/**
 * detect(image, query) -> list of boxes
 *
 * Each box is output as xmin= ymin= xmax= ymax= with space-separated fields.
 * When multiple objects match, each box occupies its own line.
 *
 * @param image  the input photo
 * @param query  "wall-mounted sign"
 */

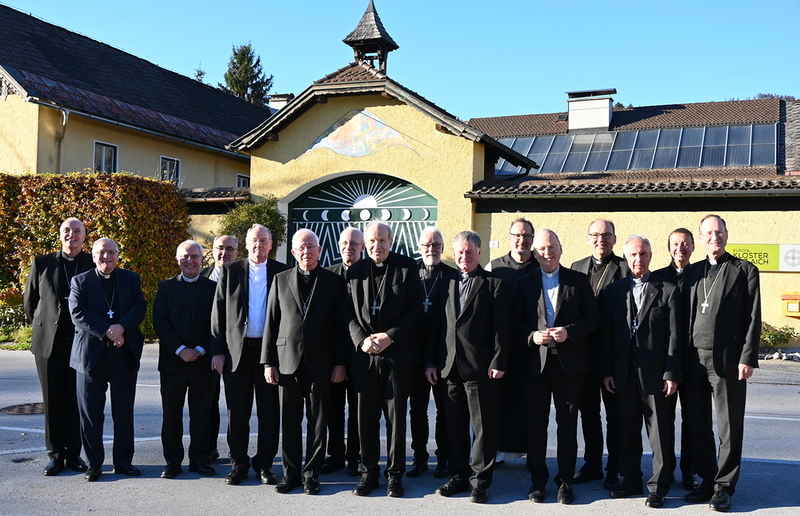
xmin=727 ymin=245 xmax=800 ymax=272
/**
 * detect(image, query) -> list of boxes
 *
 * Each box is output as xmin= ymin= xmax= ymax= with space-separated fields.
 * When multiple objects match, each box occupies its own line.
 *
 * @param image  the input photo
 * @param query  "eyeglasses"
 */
xmin=214 ymin=246 xmax=236 ymax=252
xmin=419 ymin=242 xmax=443 ymax=249
xmin=293 ymin=245 xmax=319 ymax=253
xmin=340 ymin=241 xmax=364 ymax=248
xmin=589 ymin=232 xmax=614 ymax=240
xmin=509 ymin=233 xmax=533 ymax=239
xmin=179 ymin=254 xmax=201 ymax=261
xmin=534 ymin=245 xmax=560 ymax=254
xmin=249 ymin=238 xmax=272 ymax=245
xmin=700 ymin=231 xmax=726 ymax=239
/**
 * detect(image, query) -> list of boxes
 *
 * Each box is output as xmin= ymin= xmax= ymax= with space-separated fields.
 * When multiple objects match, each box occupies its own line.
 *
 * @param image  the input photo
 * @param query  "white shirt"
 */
xmin=246 ymin=260 xmax=268 ymax=338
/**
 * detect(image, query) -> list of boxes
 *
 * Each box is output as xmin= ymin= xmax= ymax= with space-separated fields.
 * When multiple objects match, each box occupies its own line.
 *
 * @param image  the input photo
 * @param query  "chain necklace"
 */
xmin=421 ymin=267 xmax=441 ymax=314
xmin=700 ymin=261 xmax=727 ymax=314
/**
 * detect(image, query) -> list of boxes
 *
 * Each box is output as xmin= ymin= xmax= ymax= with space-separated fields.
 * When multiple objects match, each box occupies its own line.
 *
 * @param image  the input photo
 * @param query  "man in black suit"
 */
xmin=408 ymin=226 xmax=455 ymax=479
xmin=425 ymin=230 xmax=509 ymax=504
xmin=602 ymin=235 xmax=685 ymax=508
xmin=154 ymin=240 xmax=218 ymax=479
xmin=487 ymin=218 xmax=536 ymax=461
xmin=263 ymin=229 xmax=346 ymax=495
xmin=682 ymin=215 xmax=760 ymax=512
xmin=513 ymin=229 xmax=600 ymax=504
xmin=570 ymin=219 xmax=629 ymax=489
xmin=211 ymin=224 xmax=289 ymax=486
xmin=200 ymin=235 xmax=238 ymax=463
xmin=24 ymin=217 xmax=93 ymax=476
xmin=344 ymin=222 xmax=423 ymax=498
xmin=654 ymin=228 xmax=700 ymax=491
xmin=69 ymin=237 xmax=146 ymax=482
xmin=322 ymin=227 xmax=363 ymax=477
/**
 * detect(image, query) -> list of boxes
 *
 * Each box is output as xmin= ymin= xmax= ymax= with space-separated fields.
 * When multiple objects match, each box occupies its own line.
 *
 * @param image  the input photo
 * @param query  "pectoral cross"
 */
xmin=631 ymin=317 xmax=638 ymax=337
xmin=422 ymin=297 xmax=432 ymax=313
xmin=370 ymin=300 xmax=381 ymax=315
xmin=107 ymin=309 xmax=115 ymax=319
xmin=700 ymin=300 xmax=709 ymax=314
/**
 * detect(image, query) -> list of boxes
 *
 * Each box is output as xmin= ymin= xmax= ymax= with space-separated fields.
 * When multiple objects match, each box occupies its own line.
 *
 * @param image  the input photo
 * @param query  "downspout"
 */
xmin=56 ymin=108 xmax=70 ymax=174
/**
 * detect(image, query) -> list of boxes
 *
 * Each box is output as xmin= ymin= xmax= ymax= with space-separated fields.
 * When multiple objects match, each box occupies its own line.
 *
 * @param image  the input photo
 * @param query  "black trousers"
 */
xmin=409 ymin=365 xmax=448 ymax=463
xmin=684 ymin=348 xmax=747 ymax=495
xmin=160 ymin=368 xmax=215 ymax=465
xmin=353 ymin=356 xmax=412 ymax=480
xmin=208 ymin=373 xmax=222 ymax=455
xmin=325 ymin=373 xmax=359 ymax=464
xmin=669 ymin=381 xmax=696 ymax=477
xmin=279 ymin=362 xmax=330 ymax=480
xmin=76 ymin=345 xmax=138 ymax=468
xmin=616 ymin=370 xmax=674 ymax=495
xmin=526 ymin=352 xmax=585 ymax=488
xmin=223 ymin=343 xmax=279 ymax=472
xmin=442 ymin=371 xmax=499 ymax=489
xmin=35 ymin=327 xmax=82 ymax=462
xmin=577 ymin=371 xmax=620 ymax=474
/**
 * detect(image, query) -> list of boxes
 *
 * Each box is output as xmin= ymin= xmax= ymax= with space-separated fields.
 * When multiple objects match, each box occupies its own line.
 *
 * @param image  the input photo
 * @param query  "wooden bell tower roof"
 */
xmin=342 ymin=0 xmax=398 ymax=73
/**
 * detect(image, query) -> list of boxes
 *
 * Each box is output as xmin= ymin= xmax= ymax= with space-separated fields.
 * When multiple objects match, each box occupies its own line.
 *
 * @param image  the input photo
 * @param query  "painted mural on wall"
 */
xmin=290 ymin=174 xmax=437 ymax=267
xmin=306 ymin=109 xmax=416 ymax=158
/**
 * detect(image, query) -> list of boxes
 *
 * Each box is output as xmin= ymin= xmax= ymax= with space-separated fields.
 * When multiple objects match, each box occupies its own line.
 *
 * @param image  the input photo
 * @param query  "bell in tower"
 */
xmin=343 ymin=0 xmax=399 ymax=73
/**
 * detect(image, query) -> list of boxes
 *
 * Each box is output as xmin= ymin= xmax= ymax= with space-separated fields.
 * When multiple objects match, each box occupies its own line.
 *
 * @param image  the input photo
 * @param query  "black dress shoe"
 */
xmin=433 ymin=460 xmax=449 ymax=479
xmin=113 ymin=464 xmax=141 ymax=477
xmin=685 ymin=486 xmax=714 ymax=503
xmin=470 ymin=486 xmax=489 ymax=503
xmin=435 ymin=477 xmax=471 ymax=497
xmin=66 ymin=457 xmax=88 ymax=472
xmin=84 ymin=467 xmax=102 ymax=482
xmin=682 ymin=474 xmax=701 ymax=491
xmin=352 ymin=476 xmax=379 ymax=496
xmin=259 ymin=469 xmax=278 ymax=485
xmin=572 ymin=466 xmax=603 ymax=484
xmin=320 ymin=456 xmax=345 ymax=475
xmin=275 ymin=476 xmax=303 ymax=494
xmin=604 ymin=471 xmax=621 ymax=490
xmin=387 ymin=478 xmax=404 ymax=498
xmin=304 ymin=477 xmax=321 ymax=495
xmin=406 ymin=459 xmax=427 ymax=477
xmin=225 ymin=467 xmax=249 ymax=485
xmin=709 ymin=491 xmax=732 ymax=512
xmin=161 ymin=464 xmax=182 ymax=479
xmin=528 ymin=486 xmax=545 ymax=503
xmin=189 ymin=460 xmax=216 ymax=476
xmin=346 ymin=462 xmax=360 ymax=477
xmin=44 ymin=459 xmax=64 ymax=476
xmin=645 ymin=492 xmax=666 ymax=508
xmin=208 ymin=449 xmax=220 ymax=463
xmin=557 ymin=482 xmax=575 ymax=505
xmin=610 ymin=482 xmax=644 ymax=498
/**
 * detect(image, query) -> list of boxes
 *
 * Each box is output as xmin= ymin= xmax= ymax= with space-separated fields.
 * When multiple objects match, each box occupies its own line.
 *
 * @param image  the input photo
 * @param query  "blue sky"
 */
xmin=5 ymin=0 xmax=799 ymax=120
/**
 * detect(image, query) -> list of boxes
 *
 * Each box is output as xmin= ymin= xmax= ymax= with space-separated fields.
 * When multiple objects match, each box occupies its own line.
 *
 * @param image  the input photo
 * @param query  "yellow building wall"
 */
xmin=0 ymin=94 xmax=40 ymax=173
xmin=477 ymin=209 xmax=800 ymax=331
xmin=250 ymin=95 xmax=479 ymax=261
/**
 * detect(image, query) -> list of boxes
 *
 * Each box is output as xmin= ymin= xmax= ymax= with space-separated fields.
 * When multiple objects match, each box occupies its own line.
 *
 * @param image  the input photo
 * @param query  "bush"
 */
xmin=760 ymin=322 xmax=799 ymax=352
xmin=217 ymin=196 xmax=287 ymax=258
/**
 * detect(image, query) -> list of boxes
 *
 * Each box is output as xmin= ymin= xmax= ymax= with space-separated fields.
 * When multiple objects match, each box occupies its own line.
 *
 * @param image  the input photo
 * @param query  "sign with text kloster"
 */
xmin=727 ymin=245 xmax=800 ymax=272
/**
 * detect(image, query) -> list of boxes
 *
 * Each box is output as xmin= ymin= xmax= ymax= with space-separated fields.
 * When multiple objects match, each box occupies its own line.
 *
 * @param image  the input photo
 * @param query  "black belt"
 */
xmin=244 ymin=337 xmax=262 ymax=347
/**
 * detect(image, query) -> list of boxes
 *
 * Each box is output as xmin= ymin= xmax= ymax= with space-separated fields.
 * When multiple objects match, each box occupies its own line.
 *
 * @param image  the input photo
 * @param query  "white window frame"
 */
xmin=93 ymin=141 xmax=118 ymax=173
xmin=236 ymin=174 xmax=250 ymax=187
xmin=160 ymin=156 xmax=181 ymax=185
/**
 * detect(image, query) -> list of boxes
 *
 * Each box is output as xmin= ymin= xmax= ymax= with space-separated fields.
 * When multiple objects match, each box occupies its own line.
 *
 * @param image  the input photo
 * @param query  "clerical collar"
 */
xmin=593 ymin=254 xmax=613 ymax=266
xmin=460 ymin=268 xmax=479 ymax=280
xmin=631 ymin=272 xmax=650 ymax=284
xmin=250 ymin=259 xmax=267 ymax=269
xmin=61 ymin=251 xmax=76 ymax=261
xmin=541 ymin=266 xmax=560 ymax=278
xmin=708 ymin=252 xmax=728 ymax=266
xmin=182 ymin=274 xmax=199 ymax=283
xmin=374 ymin=261 xmax=385 ymax=268
xmin=342 ymin=264 xmax=349 ymax=271
xmin=96 ymin=269 xmax=112 ymax=280
xmin=297 ymin=266 xmax=318 ymax=277
xmin=426 ymin=265 xmax=435 ymax=272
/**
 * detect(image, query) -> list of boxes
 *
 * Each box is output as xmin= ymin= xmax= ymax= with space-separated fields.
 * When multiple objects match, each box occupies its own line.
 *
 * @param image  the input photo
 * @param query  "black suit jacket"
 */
xmin=24 ymin=251 xmax=93 ymax=358
xmin=200 ymin=266 xmax=219 ymax=281
xmin=68 ymin=268 xmax=147 ymax=374
xmin=262 ymin=266 xmax=347 ymax=377
xmin=153 ymin=274 xmax=217 ymax=374
xmin=426 ymin=267 xmax=510 ymax=381
xmin=344 ymin=252 xmax=423 ymax=376
xmin=601 ymin=274 xmax=685 ymax=394
xmin=570 ymin=253 xmax=630 ymax=300
xmin=683 ymin=254 xmax=761 ymax=379
xmin=211 ymin=258 xmax=289 ymax=372
xmin=512 ymin=266 xmax=600 ymax=376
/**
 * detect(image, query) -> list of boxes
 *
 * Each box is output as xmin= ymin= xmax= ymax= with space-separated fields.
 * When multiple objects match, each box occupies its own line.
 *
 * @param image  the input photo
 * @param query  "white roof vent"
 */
xmin=566 ymin=88 xmax=616 ymax=131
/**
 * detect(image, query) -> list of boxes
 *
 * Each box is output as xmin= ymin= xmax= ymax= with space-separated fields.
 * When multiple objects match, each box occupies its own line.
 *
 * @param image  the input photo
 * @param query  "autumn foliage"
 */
xmin=0 ymin=172 xmax=190 ymax=337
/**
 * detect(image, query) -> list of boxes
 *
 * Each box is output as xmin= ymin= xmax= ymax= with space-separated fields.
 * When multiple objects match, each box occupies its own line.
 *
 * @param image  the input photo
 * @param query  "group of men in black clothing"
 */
xmin=25 ymin=214 xmax=759 ymax=512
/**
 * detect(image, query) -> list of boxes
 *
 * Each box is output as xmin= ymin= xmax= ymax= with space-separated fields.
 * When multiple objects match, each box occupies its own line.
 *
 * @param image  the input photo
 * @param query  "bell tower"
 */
xmin=343 ymin=0 xmax=399 ymax=73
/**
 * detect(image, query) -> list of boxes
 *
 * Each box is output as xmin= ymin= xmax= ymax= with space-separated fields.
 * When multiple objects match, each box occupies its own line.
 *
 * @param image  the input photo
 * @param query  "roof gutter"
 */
xmin=465 ymin=188 xmax=800 ymax=200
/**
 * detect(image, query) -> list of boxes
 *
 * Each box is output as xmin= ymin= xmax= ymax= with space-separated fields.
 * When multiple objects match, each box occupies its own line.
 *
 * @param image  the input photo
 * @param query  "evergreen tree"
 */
xmin=219 ymin=43 xmax=273 ymax=107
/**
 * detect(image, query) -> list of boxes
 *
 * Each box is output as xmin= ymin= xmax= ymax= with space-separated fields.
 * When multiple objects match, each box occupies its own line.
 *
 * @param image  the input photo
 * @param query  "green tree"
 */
xmin=194 ymin=63 xmax=206 ymax=83
xmin=219 ymin=43 xmax=273 ymax=107
xmin=217 ymin=196 xmax=286 ymax=257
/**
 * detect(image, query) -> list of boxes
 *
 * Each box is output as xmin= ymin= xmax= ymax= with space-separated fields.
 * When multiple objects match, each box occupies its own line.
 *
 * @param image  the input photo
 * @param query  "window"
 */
xmin=94 ymin=142 xmax=117 ymax=173
xmin=160 ymin=157 xmax=180 ymax=184
xmin=236 ymin=175 xmax=250 ymax=187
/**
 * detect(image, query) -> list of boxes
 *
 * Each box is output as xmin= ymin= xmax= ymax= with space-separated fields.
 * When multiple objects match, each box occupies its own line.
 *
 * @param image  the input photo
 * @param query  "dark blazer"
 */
xmin=601 ymin=274 xmax=685 ymax=394
xmin=683 ymin=254 xmax=761 ymax=378
xmin=262 ymin=266 xmax=347 ymax=376
xmin=200 ymin=266 xmax=217 ymax=280
xmin=653 ymin=263 xmax=688 ymax=292
xmin=211 ymin=258 xmax=289 ymax=372
xmin=153 ymin=274 xmax=217 ymax=374
xmin=426 ymin=267 xmax=510 ymax=380
xmin=344 ymin=252 xmax=423 ymax=376
xmin=571 ymin=253 xmax=630 ymax=300
xmin=24 ymin=251 xmax=93 ymax=358
xmin=512 ymin=266 xmax=600 ymax=376
xmin=327 ymin=263 xmax=347 ymax=277
xmin=68 ymin=268 xmax=147 ymax=374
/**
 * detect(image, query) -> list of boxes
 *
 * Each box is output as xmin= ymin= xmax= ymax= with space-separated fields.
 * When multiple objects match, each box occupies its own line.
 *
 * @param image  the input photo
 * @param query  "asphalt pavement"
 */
xmin=1 ymin=346 xmax=799 ymax=515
